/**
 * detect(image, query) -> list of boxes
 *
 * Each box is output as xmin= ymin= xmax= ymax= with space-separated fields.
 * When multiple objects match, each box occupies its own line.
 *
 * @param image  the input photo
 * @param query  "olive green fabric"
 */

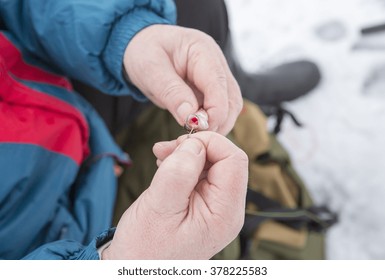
xmin=113 ymin=100 xmax=325 ymax=260
xmin=113 ymin=107 xmax=184 ymax=226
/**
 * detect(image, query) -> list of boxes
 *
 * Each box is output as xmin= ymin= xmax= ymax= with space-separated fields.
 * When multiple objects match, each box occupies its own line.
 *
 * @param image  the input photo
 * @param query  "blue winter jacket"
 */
xmin=0 ymin=0 xmax=176 ymax=260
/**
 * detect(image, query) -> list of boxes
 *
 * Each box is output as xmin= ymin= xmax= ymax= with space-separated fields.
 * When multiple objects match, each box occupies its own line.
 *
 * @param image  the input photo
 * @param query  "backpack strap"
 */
xmin=242 ymin=188 xmax=338 ymax=237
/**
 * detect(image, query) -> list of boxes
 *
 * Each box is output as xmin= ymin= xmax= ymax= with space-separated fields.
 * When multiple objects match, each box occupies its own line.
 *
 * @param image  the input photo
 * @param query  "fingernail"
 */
xmin=177 ymin=102 xmax=193 ymax=121
xmin=178 ymin=139 xmax=203 ymax=155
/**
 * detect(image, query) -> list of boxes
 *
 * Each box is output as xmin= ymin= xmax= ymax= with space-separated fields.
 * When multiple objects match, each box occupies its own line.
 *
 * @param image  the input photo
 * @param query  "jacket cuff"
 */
xmin=74 ymin=228 xmax=116 ymax=260
xmin=103 ymin=8 xmax=173 ymax=101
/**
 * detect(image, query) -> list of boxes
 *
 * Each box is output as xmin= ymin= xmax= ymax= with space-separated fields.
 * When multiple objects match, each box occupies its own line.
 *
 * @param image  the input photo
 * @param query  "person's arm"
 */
xmin=0 ymin=0 xmax=176 ymax=98
xmin=1 ymin=0 xmax=242 ymax=135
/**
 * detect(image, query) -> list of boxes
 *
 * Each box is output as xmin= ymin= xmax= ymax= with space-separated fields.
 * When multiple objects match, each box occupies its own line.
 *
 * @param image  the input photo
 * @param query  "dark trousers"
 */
xmin=174 ymin=0 xmax=229 ymax=50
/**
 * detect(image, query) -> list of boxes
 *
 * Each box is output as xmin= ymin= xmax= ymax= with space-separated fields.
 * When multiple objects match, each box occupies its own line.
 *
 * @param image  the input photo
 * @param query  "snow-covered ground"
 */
xmin=226 ymin=0 xmax=385 ymax=259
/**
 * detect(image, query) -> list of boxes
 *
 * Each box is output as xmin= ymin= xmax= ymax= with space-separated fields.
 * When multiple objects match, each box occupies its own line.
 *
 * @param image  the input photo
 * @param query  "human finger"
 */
xmin=188 ymin=132 xmax=248 ymax=202
xmin=216 ymin=62 xmax=243 ymax=135
xmin=152 ymin=140 xmax=178 ymax=161
xmin=148 ymin=138 xmax=206 ymax=213
xmin=184 ymin=34 xmax=230 ymax=133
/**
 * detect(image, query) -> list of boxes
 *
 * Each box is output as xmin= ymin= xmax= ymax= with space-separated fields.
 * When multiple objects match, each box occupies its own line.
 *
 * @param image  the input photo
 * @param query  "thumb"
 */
xmin=147 ymin=138 xmax=206 ymax=213
xmin=134 ymin=49 xmax=200 ymax=126
xmin=151 ymin=59 xmax=200 ymax=126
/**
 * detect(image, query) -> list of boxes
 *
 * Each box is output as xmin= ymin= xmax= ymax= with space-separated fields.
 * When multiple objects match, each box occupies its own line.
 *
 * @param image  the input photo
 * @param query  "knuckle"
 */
xmin=229 ymin=91 xmax=243 ymax=112
xmin=159 ymin=81 xmax=185 ymax=101
xmin=190 ymin=29 xmax=215 ymax=45
xmin=201 ymin=72 xmax=228 ymax=100
xmin=230 ymin=82 xmax=243 ymax=112
xmin=214 ymin=70 xmax=228 ymax=89
xmin=235 ymin=148 xmax=249 ymax=166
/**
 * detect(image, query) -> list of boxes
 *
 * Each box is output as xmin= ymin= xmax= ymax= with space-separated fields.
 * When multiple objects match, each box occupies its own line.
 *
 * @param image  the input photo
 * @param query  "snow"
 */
xmin=225 ymin=0 xmax=385 ymax=259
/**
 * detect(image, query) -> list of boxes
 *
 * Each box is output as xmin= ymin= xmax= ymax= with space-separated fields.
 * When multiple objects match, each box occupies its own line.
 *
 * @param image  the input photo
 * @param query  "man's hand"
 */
xmin=123 ymin=25 xmax=243 ymax=136
xmin=102 ymin=132 xmax=248 ymax=259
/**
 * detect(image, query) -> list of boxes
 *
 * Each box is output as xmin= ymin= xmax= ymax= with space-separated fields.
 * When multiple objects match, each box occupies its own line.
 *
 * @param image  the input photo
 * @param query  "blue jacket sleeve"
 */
xmin=23 ymin=229 xmax=116 ymax=260
xmin=0 ymin=0 xmax=176 ymax=99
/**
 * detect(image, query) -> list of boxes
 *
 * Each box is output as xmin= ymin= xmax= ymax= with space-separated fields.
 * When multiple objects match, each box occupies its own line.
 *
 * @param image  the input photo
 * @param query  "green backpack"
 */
xmin=113 ymin=100 xmax=336 ymax=260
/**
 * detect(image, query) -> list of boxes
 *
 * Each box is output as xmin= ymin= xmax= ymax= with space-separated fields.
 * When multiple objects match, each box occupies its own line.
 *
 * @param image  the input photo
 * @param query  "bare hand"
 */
xmin=102 ymin=132 xmax=248 ymax=259
xmin=123 ymin=25 xmax=243 ymax=135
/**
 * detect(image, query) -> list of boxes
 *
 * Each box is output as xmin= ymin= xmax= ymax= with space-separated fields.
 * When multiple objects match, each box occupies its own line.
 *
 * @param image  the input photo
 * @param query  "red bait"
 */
xmin=184 ymin=109 xmax=209 ymax=136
